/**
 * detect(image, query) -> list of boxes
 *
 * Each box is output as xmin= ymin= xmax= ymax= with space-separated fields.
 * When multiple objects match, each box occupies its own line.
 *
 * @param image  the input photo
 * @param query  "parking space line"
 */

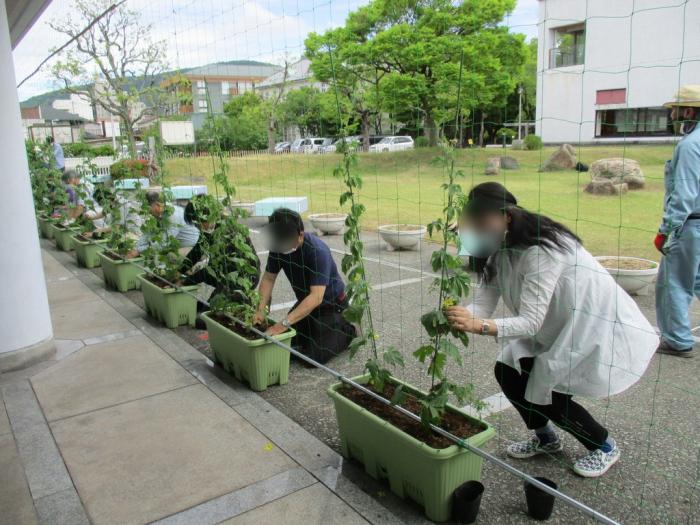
xmin=462 ymin=392 xmax=513 ymax=418
xmin=329 ymin=248 xmax=439 ymax=278
xmin=374 ymin=277 xmax=425 ymax=290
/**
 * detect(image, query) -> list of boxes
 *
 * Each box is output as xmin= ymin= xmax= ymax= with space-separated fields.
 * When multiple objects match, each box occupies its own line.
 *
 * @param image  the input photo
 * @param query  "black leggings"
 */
xmin=495 ymin=358 xmax=608 ymax=451
xmin=290 ymin=301 xmax=356 ymax=365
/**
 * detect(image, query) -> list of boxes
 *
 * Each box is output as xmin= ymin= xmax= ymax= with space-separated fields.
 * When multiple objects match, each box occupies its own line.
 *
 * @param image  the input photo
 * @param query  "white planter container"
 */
xmin=227 ymin=201 xmax=256 ymax=217
xmin=309 ymin=213 xmax=347 ymax=235
xmin=378 ymin=224 xmax=427 ymax=251
xmin=595 ymin=256 xmax=659 ymax=296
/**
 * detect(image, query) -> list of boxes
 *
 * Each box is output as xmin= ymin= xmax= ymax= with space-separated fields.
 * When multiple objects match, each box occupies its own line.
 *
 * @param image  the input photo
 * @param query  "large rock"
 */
xmin=539 ymin=144 xmax=577 ymax=172
xmin=500 ymin=156 xmax=520 ymax=170
xmin=585 ymin=179 xmax=629 ymax=195
xmin=590 ymin=158 xmax=645 ymax=189
xmin=485 ymin=157 xmax=501 ymax=176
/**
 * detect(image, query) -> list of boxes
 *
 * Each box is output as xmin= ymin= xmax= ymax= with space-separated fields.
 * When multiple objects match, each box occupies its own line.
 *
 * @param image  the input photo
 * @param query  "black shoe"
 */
xmin=195 ymin=316 xmax=207 ymax=330
xmin=656 ymin=340 xmax=694 ymax=358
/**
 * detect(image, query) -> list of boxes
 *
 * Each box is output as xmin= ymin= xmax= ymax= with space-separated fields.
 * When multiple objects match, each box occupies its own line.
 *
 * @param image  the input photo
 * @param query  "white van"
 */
xmin=368 ymin=136 xmax=415 ymax=153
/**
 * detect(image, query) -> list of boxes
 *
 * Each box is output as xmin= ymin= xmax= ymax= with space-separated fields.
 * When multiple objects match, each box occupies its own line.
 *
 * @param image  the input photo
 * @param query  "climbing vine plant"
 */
xmin=334 ymin=137 xmax=404 ymax=392
xmin=412 ymin=142 xmax=485 ymax=427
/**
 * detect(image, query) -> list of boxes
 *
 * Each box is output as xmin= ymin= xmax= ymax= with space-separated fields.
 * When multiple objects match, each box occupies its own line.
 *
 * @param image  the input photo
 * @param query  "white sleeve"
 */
xmin=492 ymin=247 xmax=563 ymax=338
xmin=466 ymin=277 xmax=501 ymax=319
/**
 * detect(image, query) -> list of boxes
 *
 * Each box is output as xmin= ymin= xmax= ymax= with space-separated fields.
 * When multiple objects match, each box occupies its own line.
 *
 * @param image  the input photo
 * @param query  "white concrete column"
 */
xmin=0 ymin=0 xmax=54 ymax=371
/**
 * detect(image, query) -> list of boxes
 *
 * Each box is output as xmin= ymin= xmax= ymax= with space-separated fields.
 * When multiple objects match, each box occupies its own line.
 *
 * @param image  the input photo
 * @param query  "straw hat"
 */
xmin=663 ymin=85 xmax=700 ymax=108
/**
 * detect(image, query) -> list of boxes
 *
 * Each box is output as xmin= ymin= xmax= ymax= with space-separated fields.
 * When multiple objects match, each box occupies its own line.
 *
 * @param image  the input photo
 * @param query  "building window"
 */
xmin=221 ymin=81 xmax=230 ymax=95
xmin=595 ymin=107 xmax=672 ymax=138
xmin=550 ymin=24 xmax=586 ymax=68
xmin=196 ymin=80 xmax=206 ymax=95
xmin=596 ymin=89 xmax=626 ymax=105
xmin=197 ymin=99 xmax=208 ymax=112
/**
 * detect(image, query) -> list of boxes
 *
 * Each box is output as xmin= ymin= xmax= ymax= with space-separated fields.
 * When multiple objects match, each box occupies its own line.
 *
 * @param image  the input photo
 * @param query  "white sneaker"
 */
xmin=573 ymin=443 xmax=620 ymax=478
xmin=507 ymin=435 xmax=563 ymax=459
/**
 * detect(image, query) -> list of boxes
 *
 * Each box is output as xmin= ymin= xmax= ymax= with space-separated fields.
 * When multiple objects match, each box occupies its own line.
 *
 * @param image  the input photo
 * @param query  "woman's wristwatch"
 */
xmin=481 ymin=320 xmax=491 ymax=335
xmin=281 ymin=317 xmax=292 ymax=329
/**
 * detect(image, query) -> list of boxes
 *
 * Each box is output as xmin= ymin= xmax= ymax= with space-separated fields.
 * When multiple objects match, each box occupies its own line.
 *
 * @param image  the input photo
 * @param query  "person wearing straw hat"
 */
xmin=445 ymin=182 xmax=658 ymax=478
xmin=654 ymin=85 xmax=700 ymax=358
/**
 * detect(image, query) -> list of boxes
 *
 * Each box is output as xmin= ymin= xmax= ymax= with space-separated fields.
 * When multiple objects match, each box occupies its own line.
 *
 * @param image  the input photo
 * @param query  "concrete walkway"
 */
xmin=0 ymin=248 xmax=395 ymax=525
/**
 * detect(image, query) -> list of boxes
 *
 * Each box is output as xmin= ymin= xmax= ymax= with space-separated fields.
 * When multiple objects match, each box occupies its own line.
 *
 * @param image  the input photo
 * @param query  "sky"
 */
xmin=13 ymin=0 xmax=540 ymax=102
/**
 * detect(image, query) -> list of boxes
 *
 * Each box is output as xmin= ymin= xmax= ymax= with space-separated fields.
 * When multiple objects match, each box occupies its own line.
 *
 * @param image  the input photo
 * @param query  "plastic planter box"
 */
xmin=98 ymin=253 xmax=143 ymax=292
xmin=328 ymin=375 xmax=495 ymax=522
xmin=201 ymin=311 xmax=296 ymax=391
xmin=137 ymin=274 xmax=198 ymax=329
xmin=72 ymin=236 xmax=108 ymax=268
xmin=37 ymin=216 xmax=56 ymax=239
xmin=51 ymin=224 xmax=81 ymax=251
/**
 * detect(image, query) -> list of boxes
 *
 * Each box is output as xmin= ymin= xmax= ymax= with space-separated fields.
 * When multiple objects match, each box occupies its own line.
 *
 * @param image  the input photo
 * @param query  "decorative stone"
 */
xmin=539 ymin=144 xmax=577 ymax=172
xmin=500 ymin=156 xmax=520 ymax=170
xmin=485 ymin=157 xmax=501 ymax=176
xmin=590 ymin=158 xmax=645 ymax=189
xmin=585 ymin=179 xmax=629 ymax=195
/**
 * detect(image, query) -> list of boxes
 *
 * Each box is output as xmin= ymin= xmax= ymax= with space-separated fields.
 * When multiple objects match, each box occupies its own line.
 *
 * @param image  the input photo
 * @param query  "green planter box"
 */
xmin=202 ymin=311 xmax=296 ymax=391
xmin=137 ymin=274 xmax=198 ymax=329
xmin=72 ymin=236 xmax=108 ymax=268
xmin=98 ymin=252 xmax=143 ymax=292
xmin=51 ymin=224 xmax=81 ymax=251
xmin=328 ymin=375 xmax=495 ymax=522
xmin=37 ymin=216 xmax=55 ymax=239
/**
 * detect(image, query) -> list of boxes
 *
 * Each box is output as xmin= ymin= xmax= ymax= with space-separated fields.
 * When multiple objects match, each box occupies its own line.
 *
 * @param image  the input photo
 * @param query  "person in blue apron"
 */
xmin=255 ymin=208 xmax=356 ymax=364
xmin=445 ymin=182 xmax=658 ymax=478
xmin=655 ymin=85 xmax=700 ymax=358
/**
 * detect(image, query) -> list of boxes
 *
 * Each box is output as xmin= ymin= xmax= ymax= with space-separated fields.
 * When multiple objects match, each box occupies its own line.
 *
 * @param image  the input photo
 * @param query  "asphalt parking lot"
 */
xmin=111 ymin=219 xmax=699 ymax=525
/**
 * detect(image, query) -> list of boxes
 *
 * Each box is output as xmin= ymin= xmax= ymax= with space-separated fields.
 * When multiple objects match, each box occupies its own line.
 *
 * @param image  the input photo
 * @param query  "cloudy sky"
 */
xmin=13 ymin=0 xmax=539 ymax=101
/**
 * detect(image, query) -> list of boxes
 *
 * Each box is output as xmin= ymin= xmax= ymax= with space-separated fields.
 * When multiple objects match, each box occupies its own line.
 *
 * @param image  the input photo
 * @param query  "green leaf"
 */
xmin=440 ymin=339 xmax=463 ymax=366
xmin=390 ymin=384 xmax=405 ymax=405
xmin=383 ymin=347 xmax=405 ymax=367
xmin=347 ymin=336 xmax=367 ymax=360
xmin=412 ymin=345 xmax=434 ymax=363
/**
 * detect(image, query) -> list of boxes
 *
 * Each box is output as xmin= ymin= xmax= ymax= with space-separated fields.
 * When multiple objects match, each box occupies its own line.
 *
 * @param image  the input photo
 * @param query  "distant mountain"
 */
xmin=20 ymin=59 xmax=279 ymax=108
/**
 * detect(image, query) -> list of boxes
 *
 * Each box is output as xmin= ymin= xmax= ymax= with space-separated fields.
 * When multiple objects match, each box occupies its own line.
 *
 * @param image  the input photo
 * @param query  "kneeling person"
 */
xmin=255 ymin=208 xmax=356 ymax=364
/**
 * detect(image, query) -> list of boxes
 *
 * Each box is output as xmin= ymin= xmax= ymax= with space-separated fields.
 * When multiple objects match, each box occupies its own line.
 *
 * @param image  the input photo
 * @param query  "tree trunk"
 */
xmin=267 ymin=116 xmax=276 ymax=154
xmin=123 ymin=118 xmax=137 ymax=159
xmin=478 ymin=112 xmax=486 ymax=148
xmin=361 ymin=111 xmax=371 ymax=151
xmin=425 ymin=111 xmax=438 ymax=147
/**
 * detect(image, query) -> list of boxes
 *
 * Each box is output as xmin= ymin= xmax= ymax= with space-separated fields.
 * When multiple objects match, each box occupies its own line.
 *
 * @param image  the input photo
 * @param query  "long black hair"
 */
xmin=464 ymin=182 xmax=581 ymax=282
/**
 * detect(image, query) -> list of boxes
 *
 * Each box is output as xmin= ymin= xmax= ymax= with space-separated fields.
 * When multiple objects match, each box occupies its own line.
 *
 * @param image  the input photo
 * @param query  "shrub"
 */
xmin=414 ymin=136 xmax=430 ymax=148
xmin=496 ymin=128 xmax=516 ymax=143
xmin=524 ymin=134 xmax=543 ymax=150
xmin=110 ymin=159 xmax=149 ymax=180
xmin=62 ymin=142 xmax=115 ymax=158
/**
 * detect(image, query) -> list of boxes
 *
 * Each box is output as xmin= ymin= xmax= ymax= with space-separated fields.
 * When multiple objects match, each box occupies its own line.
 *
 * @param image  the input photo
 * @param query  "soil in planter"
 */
xmin=143 ymin=273 xmax=184 ymax=289
xmin=103 ymin=251 xmax=129 ymax=261
xmin=211 ymin=311 xmax=270 ymax=341
xmin=341 ymin=382 xmax=484 ymax=449
xmin=77 ymin=232 xmax=107 ymax=242
xmin=599 ymin=258 xmax=656 ymax=270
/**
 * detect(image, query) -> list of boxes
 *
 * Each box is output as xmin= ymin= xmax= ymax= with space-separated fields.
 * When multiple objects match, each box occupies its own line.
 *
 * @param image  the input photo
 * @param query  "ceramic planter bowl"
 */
xmin=328 ymin=375 xmax=495 ymax=522
xmin=229 ymin=201 xmax=256 ymax=217
xmin=98 ymin=253 xmax=143 ymax=292
xmin=72 ymin=236 xmax=108 ymax=268
xmin=202 ymin=311 xmax=296 ymax=391
xmin=309 ymin=213 xmax=347 ymax=235
xmin=137 ymin=274 xmax=198 ymax=329
xmin=378 ymin=224 xmax=427 ymax=251
xmin=595 ymin=256 xmax=659 ymax=296
xmin=51 ymin=224 xmax=81 ymax=251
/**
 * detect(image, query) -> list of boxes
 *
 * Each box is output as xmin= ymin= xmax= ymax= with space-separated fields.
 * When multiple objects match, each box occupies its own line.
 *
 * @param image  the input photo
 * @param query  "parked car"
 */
xmin=368 ymin=136 xmax=415 ymax=153
xmin=320 ymin=135 xmax=362 ymax=154
xmin=291 ymin=137 xmax=333 ymax=154
xmin=274 ymin=141 xmax=290 ymax=153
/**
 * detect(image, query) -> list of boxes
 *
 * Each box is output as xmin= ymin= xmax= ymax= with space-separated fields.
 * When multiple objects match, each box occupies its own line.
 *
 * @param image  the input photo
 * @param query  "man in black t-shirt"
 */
xmin=255 ymin=208 xmax=356 ymax=364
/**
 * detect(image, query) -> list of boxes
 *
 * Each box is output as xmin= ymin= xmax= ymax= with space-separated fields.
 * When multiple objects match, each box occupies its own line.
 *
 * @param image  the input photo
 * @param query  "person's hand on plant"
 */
xmin=253 ymin=310 xmax=266 ymax=326
xmin=445 ymin=305 xmax=479 ymax=333
xmin=265 ymin=322 xmax=288 ymax=336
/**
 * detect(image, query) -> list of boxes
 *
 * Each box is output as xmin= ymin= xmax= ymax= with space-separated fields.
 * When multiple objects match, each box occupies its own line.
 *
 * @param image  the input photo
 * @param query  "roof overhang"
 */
xmin=5 ymin=0 xmax=52 ymax=49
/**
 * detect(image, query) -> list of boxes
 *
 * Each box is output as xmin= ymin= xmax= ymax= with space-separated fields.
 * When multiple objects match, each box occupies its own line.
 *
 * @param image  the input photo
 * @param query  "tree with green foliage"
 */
xmin=277 ymin=87 xmax=340 ymax=138
xmin=308 ymin=0 xmax=525 ymax=147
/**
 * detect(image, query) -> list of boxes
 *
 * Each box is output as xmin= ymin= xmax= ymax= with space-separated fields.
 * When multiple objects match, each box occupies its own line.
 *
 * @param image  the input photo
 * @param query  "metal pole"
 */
xmin=517 ymin=85 xmax=524 ymax=141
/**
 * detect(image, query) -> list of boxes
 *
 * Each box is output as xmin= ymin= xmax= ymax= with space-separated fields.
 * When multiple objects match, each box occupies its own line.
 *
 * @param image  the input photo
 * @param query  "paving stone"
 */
xmin=32 ymin=334 xmax=197 ymax=421
xmin=220 ymin=483 xmax=369 ymax=525
xmin=152 ymin=467 xmax=315 ymax=525
xmin=51 ymin=384 xmax=297 ymax=525
xmin=34 ymin=488 xmax=89 ymax=525
xmin=42 ymin=252 xmax=73 ymax=282
xmin=50 ymin=299 xmax=135 ymax=340
xmin=46 ymin=278 xmax=98 ymax=307
xmin=0 ymin=433 xmax=38 ymax=525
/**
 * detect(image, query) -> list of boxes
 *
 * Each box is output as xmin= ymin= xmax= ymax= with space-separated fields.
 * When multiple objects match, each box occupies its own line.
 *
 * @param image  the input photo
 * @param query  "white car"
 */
xmin=320 ymin=135 xmax=363 ymax=154
xmin=368 ymin=136 xmax=414 ymax=153
xmin=291 ymin=137 xmax=333 ymax=154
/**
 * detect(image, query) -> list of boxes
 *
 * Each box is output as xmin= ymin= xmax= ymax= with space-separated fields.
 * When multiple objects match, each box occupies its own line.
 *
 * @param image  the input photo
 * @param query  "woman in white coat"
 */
xmin=445 ymin=182 xmax=658 ymax=478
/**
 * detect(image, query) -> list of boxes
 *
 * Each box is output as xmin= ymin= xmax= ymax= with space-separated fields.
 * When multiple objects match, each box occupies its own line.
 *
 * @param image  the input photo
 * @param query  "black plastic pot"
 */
xmin=524 ymin=477 xmax=557 ymax=521
xmin=453 ymin=480 xmax=484 ymax=524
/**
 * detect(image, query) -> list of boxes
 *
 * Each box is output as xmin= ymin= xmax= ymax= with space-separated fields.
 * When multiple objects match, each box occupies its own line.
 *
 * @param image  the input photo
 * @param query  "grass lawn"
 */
xmin=164 ymin=144 xmax=675 ymax=261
